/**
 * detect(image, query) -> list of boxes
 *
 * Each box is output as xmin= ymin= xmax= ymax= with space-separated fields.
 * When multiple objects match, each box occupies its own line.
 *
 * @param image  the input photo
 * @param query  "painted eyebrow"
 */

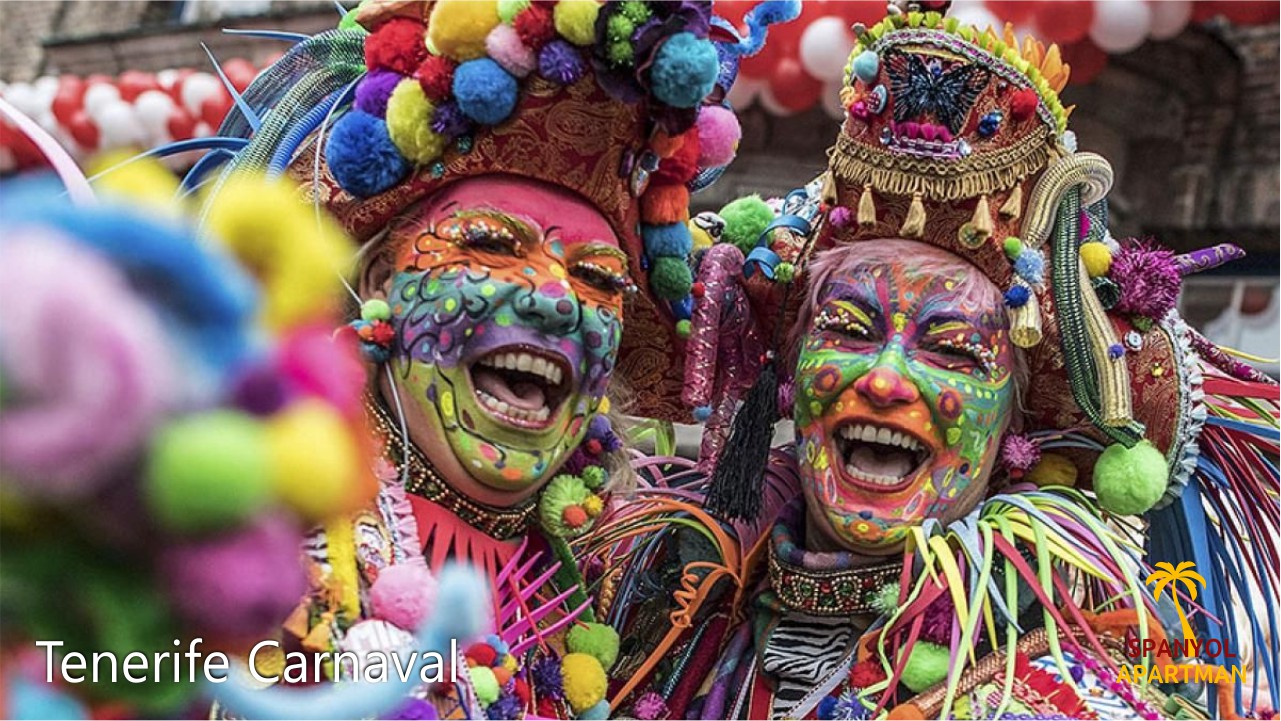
xmin=452 ymin=208 xmax=542 ymax=246
xmin=568 ymin=242 xmax=629 ymax=264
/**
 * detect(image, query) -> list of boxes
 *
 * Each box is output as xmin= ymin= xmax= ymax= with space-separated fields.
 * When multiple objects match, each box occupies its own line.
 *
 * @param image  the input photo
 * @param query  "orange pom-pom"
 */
xmin=886 ymin=703 xmax=926 ymax=720
xmin=650 ymin=130 xmax=685 ymax=159
xmin=653 ymin=130 xmax=701 ymax=185
xmin=492 ymin=666 xmax=513 ymax=686
xmin=562 ymin=505 xmax=588 ymax=529
xmin=641 ymin=183 xmax=691 ymax=225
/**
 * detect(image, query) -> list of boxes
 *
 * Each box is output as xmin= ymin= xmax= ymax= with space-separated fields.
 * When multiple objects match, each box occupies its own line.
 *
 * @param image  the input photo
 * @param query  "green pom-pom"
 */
xmin=901 ymin=641 xmax=950 ymax=693
xmin=360 ymin=298 xmax=391 ymax=321
xmin=1003 ymin=236 xmax=1023 ymax=259
xmin=567 ymin=622 xmax=620 ymax=670
xmin=870 ymin=582 xmax=900 ymax=616
xmin=775 ymin=261 xmax=795 ymax=284
xmin=144 ymin=411 xmax=273 ymax=532
xmin=649 ymin=256 xmax=692 ymax=300
xmin=607 ymin=13 xmax=635 ymax=40
xmin=606 ymin=39 xmax=634 ymax=66
xmin=581 ymin=465 xmax=607 ymax=490
xmin=1093 ymin=440 xmax=1168 ymax=516
xmin=719 ymin=195 xmax=774 ymax=253
xmin=469 ymin=665 xmax=500 ymax=705
xmin=539 ymin=474 xmax=591 ymax=537
xmin=675 ymin=319 xmax=692 ymax=338
xmin=620 ymin=0 xmax=651 ymax=23
xmin=1132 ymin=316 xmax=1154 ymax=333
xmin=497 ymin=0 xmax=530 ymax=23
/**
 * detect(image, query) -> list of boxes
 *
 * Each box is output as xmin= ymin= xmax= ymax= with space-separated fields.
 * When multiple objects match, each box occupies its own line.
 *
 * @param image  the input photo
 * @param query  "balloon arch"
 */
xmin=2 ymin=1 xmax=1278 ymax=171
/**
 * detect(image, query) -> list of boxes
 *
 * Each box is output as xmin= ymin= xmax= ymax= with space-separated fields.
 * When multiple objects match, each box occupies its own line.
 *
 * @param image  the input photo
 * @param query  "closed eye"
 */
xmin=570 ymin=261 xmax=628 ymax=294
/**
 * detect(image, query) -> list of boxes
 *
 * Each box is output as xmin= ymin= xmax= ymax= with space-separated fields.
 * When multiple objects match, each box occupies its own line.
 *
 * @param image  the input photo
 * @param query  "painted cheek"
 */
xmin=794 ymin=346 xmax=875 ymax=425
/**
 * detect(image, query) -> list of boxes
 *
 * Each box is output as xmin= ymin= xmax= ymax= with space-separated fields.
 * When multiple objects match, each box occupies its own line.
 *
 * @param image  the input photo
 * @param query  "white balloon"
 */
xmin=726 ymin=75 xmax=764 ymax=110
xmin=83 ymin=83 xmax=122 ymax=121
xmin=4 ymin=82 xmax=40 ymax=117
xmin=157 ymin=69 xmax=181 ymax=90
xmin=1089 ymin=0 xmax=1151 ymax=54
xmin=33 ymin=76 xmax=58 ymax=107
xmin=181 ymin=73 xmax=221 ymax=116
xmin=96 ymin=100 xmax=143 ymax=149
xmin=1149 ymin=0 xmax=1192 ymax=40
xmin=134 ymin=89 xmax=176 ymax=136
xmin=821 ymin=78 xmax=846 ymax=121
xmin=756 ymin=86 xmax=797 ymax=117
xmin=800 ymin=16 xmax=856 ymax=83
xmin=949 ymin=0 xmax=1000 ymax=33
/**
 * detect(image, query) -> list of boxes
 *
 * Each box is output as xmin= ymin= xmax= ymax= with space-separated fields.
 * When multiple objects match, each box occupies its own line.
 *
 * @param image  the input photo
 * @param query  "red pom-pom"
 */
xmin=371 ymin=322 xmax=396 ymax=346
xmin=365 ymin=18 xmax=429 ymax=75
xmin=653 ymin=130 xmax=701 ymax=185
xmin=850 ymin=660 xmax=887 ymax=688
xmin=562 ymin=505 xmax=588 ymax=529
xmin=1010 ymin=88 xmax=1039 ymax=121
xmin=536 ymin=699 xmax=559 ymax=718
xmin=415 ymin=55 xmax=457 ymax=102
xmin=691 ymin=282 xmax=706 ymax=298
xmin=514 ymin=4 xmax=556 ymax=51
xmin=585 ymin=438 xmax=604 ymax=456
xmin=514 ymin=678 xmax=531 ymax=705
xmin=466 ymin=642 xmax=497 ymax=667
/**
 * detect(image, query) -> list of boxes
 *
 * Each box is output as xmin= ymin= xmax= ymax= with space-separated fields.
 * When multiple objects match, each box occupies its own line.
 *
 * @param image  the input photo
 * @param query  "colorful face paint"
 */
xmin=793 ymin=256 xmax=1014 ymax=552
xmin=385 ymin=186 xmax=627 ymax=492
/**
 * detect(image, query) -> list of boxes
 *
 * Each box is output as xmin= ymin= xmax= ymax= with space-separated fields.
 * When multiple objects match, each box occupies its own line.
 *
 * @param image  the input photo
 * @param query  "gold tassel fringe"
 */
xmin=858 ymin=185 xmax=877 ymax=228
xmin=900 ymin=192 xmax=926 ymax=238
xmin=1000 ymin=185 xmax=1023 ymax=220
xmin=1008 ymin=279 xmax=1042 ymax=348
xmin=820 ymin=171 xmax=838 ymax=206
xmin=971 ymin=194 xmax=993 ymax=239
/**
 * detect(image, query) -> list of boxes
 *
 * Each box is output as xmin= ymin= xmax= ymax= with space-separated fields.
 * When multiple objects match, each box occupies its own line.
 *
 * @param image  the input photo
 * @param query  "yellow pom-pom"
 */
xmin=561 ymin=653 xmax=607 ymax=714
xmin=553 ymin=0 xmax=600 ymax=46
xmin=582 ymin=494 xmax=604 ymax=518
xmin=386 ymin=80 xmax=448 ymax=164
xmin=428 ymin=0 xmax=500 ymax=60
xmin=87 ymin=152 xmax=182 ymax=214
xmin=204 ymin=174 xmax=351 ymax=330
xmin=596 ymin=397 xmax=611 ymax=414
xmin=269 ymin=400 xmax=361 ymax=521
xmin=1027 ymin=452 xmax=1078 ymax=488
xmin=1080 ymin=242 xmax=1112 ymax=278
xmin=502 ymin=654 xmax=518 ymax=673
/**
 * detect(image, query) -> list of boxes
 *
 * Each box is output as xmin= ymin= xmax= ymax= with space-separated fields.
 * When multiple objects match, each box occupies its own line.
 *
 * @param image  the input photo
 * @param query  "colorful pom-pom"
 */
xmin=632 ymin=691 xmax=668 ymax=721
xmin=388 ymin=698 xmax=438 ymax=720
xmin=386 ymin=80 xmax=448 ymax=163
xmin=649 ymin=256 xmax=693 ymax=300
xmin=415 ymin=55 xmax=457 ymax=102
xmin=817 ymin=696 xmax=839 ymax=720
xmin=430 ymin=100 xmax=472 ymax=139
xmin=650 ymin=32 xmax=719 ymax=109
xmin=1003 ymin=284 xmax=1031 ymax=308
xmin=144 ymin=411 xmax=272 ymax=532
xmin=692 ymin=405 xmax=712 ymax=422
xmin=538 ymin=39 xmax=587 ymax=85
xmin=852 ymin=50 xmax=879 ymax=84
xmin=497 ymin=0 xmax=530 ymax=24
xmin=580 ymin=465 xmax=607 ymax=490
xmin=1080 ymin=241 xmax=1112 ymax=278
xmin=1010 ymin=88 xmax=1039 ymax=120
xmin=560 ymin=653 xmax=607 ymax=713
xmin=850 ymin=659 xmax=888 ymax=688
xmin=365 ymin=18 xmax=429 ymax=75
xmin=1093 ymin=440 xmax=1168 ymax=516
xmin=369 ymin=562 xmax=437 ymax=630
xmin=567 ymin=622 xmax=620 ymax=669
xmin=1108 ymin=343 xmax=1125 ymax=360
xmin=642 ymin=222 xmax=694 ymax=258
xmin=514 ymin=3 xmax=556 ymax=50
xmin=354 ymin=69 xmax=403 ymax=118
xmin=775 ymin=261 xmax=796 ymax=284
xmin=695 ymin=105 xmax=740 ymax=167
xmin=539 ymin=473 xmax=592 ymax=537
xmin=427 ymin=0 xmax=501 ymax=61
xmin=469 ymin=665 xmax=501 ymax=705
xmin=562 ymin=504 xmax=588 ymax=528
xmin=828 ymin=205 xmax=853 ymax=229
xmin=901 ymin=641 xmax=950 ymax=692
xmin=578 ymin=700 xmax=611 ymax=720
xmin=486 ymin=24 xmax=537 ymax=77
xmin=1013 ymin=248 xmax=1045 ymax=285
xmin=1026 ymin=452 xmax=1077 ymax=488
xmin=553 ymin=0 xmax=600 ymax=46
xmin=1111 ymin=241 xmax=1181 ymax=321
xmin=268 ymin=400 xmax=360 ymax=521
xmin=466 ymin=642 xmax=498 ymax=667
xmin=326 ymin=111 xmax=410 ymax=198
xmin=641 ymin=183 xmax=691 ymax=224
xmin=675 ymin=319 xmax=692 ymax=338
xmin=1003 ymin=235 xmax=1023 ymax=259
xmin=619 ymin=0 xmax=652 ymax=24
xmin=719 ymin=195 xmax=775 ymax=252
xmin=453 ymin=58 xmax=518 ymax=125
xmin=1001 ymin=433 xmax=1041 ymax=472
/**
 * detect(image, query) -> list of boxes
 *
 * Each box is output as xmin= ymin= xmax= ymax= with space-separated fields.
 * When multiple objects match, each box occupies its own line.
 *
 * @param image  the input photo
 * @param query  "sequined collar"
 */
xmin=364 ymin=395 xmax=537 ymax=541
xmin=767 ymin=506 xmax=902 ymax=617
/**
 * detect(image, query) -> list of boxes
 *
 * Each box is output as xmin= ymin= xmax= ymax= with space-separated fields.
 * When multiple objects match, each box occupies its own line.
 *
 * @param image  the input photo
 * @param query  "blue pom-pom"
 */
xmin=642 ymin=222 xmax=694 ymax=258
xmin=326 ymin=111 xmax=410 ymax=198
xmin=816 ymin=696 xmax=839 ymax=720
xmin=671 ymin=296 xmax=693 ymax=321
xmin=852 ymin=50 xmax=879 ymax=84
xmin=485 ymin=633 xmax=509 ymax=656
xmin=1013 ymin=249 xmax=1045 ymax=285
xmin=1003 ymin=284 xmax=1031 ymax=308
xmin=651 ymin=32 xmax=720 ymax=108
xmin=538 ymin=39 xmax=587 ymax=85
xmin=453 ymin=59 xmax=518 ymax=125
xmin=1108 ymin=343 xmax=1125 ymax=360
xmin=692 ymin=405 xmax=712 ymax=422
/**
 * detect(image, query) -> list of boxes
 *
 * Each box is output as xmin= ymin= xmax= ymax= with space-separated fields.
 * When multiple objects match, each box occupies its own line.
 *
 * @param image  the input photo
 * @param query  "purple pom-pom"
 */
xmin=530 ymin=655 xmax=564 ymax=700
xmin=385 ymin=698 xmax=438 ymax=720
xmin=486 ymin=693 xmax=522 ymax=720
xmin=430 ymin=101 xmax=472 ymax=139
xmin=230 ymin=362 xmax=290 ymax=416
xmin=1108 ymin=343 xmax=1125 ymax=360
xmin=828 ymin=206 xmax=853 ymax=229
xmin=1003 ymin=284 xmax=1031 ymax=308
xmin=355 ymin=70 xmax=404 ymax=118
xmin=816 ymin=696 xmax=839 ymax=720
xmin=1111 ymin=240 xmax=1181 ymax=321
xmin=633 ymin=691 xmax=668 ymax=721
xmin=538 ymin=40 xmax=586 ymax=85
xmin=1001 ymin=433 xmax=1041 ymax=472
xmin=561 ymin=448 xmax=591 ymax=475
xmin=587 ymin=414 xmax=614 ymax=441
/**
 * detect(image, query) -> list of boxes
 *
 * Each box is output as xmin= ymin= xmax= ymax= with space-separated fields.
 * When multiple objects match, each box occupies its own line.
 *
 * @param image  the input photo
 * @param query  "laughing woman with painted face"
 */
xmin=589 ymin=9 xmax=1280 ymax=720
xmin=188 ymin=2 xmax=797 ymax=718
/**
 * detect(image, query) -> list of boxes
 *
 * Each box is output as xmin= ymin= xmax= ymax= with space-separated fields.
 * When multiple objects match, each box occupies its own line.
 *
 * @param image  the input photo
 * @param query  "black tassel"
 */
xmin=704 ymin=362 xmax=779 ymax=521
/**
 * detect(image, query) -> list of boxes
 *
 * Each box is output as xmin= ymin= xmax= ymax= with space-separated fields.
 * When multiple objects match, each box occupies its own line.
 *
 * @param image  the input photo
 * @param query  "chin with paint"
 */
xmin=791 ymin=240 xmax=1017 ymax=554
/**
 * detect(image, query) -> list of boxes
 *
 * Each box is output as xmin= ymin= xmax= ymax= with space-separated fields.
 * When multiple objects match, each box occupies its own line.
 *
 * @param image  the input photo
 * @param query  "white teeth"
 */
xmin=845 ymin=465 xmax=905 ymax=487
xmin=516 ymin=354 xmax=533 ymax=372
xmin=860 ymin=425 xmax=877 ymax=442
xmin=531 ymin=357 xmax=547 ymax=376
xmin=889 ymin=431 xmax=903 ymax=448
xmin=876 ymin=427 xmax=893 ymax=444
xmin=838 ymin=424 xmax=921 ymax=451
xmin=477 ymin=350 xmax=568 ymax=388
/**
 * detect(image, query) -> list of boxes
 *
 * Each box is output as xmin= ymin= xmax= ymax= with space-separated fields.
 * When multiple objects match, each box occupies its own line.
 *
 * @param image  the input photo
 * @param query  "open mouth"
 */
xmin=834 ymin=422 xmax=931 ymax=492
xmin=468 ymin=346 xmax=572 ymax=430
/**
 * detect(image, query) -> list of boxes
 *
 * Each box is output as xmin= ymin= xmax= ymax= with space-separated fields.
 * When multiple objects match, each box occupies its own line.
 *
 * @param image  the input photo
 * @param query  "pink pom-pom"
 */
xmin=161 ymin=514 xmax=307 ymax=638
xmin=829 ymin=206 xmax=853 ymax=229
xmin=1001 ymin=433 xmax=1041 ymax=472
xmin=369 ymin=561 xmax=437 ymax=630
xmin=278 ymin=322 xmax=365 ymax=417
xmin=632 ymin=691 xmax=668 ymax=721
xmin=695 ymin=105 xmax=741 ymax=168
xmin=485 ymin=25 xmax=536 ymax=78
xmin=1111 ymin=239 xmax=1181 ymax=321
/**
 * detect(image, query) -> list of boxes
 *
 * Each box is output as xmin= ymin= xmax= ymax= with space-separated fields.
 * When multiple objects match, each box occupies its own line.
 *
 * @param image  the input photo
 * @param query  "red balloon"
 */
xmin=1 ymin=118 xmax=47 ymax=168
xmin=167 ymin=107 xmax=197 ymax=141
xmin=200 ymin=90 xmax=234 ymax=129
xmin=833 ymin=0 xmax=887 ymax=27
xmin=86 ymin=73 xmax=113 ymax=86
xmin=67 ymin=110 xmax=100 ymax=151
xmin=1061 ymin=40 xmax=1108 ymax=86
xmin=985 ymin=1 xmax=1037 ymax=25
xmin=1032 ymin=1 xmax=1094 ymax=44
xmin=769 ymin=57 xmax=823 ymax=113
xmin=118 ymin=70 xmax=159 ymax=102
xmin=222 ymin=58 xmax=257 ymax=93
xmin=51 ymin=75 xmax=86 ymax=126
xmin=1219 ymin=1 xmax=1280 ymax=24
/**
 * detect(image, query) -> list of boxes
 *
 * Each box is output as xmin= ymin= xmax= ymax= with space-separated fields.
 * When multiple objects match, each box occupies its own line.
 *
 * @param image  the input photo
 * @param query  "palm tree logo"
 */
xmin=1146 ymin=561 xmax=1207 ymax=641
